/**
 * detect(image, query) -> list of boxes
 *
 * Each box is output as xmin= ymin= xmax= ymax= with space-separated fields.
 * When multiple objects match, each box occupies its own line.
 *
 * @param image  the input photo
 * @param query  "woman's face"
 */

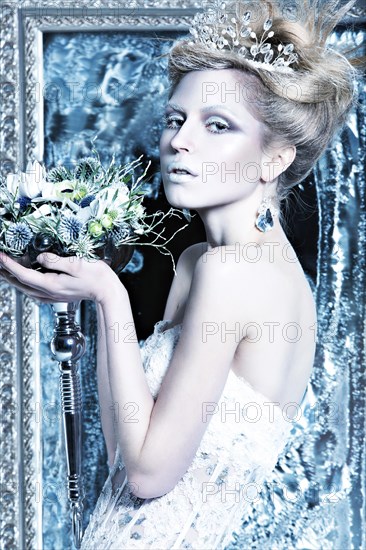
xmin=159 ymin=69 xmax=269 ymax=210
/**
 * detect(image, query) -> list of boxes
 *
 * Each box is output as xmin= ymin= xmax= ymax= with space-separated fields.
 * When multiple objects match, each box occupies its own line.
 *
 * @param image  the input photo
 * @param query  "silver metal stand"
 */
xmin=50 ymin=301 xmax=86 ymax=549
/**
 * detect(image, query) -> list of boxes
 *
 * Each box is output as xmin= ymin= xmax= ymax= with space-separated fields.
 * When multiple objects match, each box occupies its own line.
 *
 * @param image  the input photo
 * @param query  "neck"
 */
xmin=196 ymin=191 xmax=284 ymax=249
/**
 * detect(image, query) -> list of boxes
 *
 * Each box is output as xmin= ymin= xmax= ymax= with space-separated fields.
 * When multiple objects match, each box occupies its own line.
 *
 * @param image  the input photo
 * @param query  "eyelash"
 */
xmin=163 ymin=114 xmax=231 ymax=134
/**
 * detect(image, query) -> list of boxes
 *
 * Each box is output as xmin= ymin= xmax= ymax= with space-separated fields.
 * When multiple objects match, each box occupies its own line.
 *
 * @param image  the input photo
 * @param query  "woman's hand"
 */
xmin=0 ymin=264 xmax=52 ymax=302
xmin=0 ymin=252 xmax=123 ymax=304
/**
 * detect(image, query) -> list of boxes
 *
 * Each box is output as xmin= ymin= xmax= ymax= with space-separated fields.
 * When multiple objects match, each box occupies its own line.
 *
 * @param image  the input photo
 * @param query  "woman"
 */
xmin=0 ymin=0 xmax=358 ymax=548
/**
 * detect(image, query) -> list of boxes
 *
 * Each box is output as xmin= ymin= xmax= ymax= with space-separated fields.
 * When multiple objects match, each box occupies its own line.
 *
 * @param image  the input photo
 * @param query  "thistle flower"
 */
xmin=110 ymin=222 xmax=131 ymax=245
xmin=47 ymin=165 xmax=72 ymax=183
xmin=58 ymin=213 xmax=83 ymax=244
xmin=74 ymin=157 xmax=102 ymax=180
xmin=69 ymin=234 xmax=98 ymax=259
xmin=5 ymin=222 xmax=33 ymax=252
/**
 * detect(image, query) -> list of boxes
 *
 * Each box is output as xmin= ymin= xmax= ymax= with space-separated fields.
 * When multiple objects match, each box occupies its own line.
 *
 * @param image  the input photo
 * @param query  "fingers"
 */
xmin=0 ymin=253 xmax=69 ymax=299
xmin=36 ymin=253 xmax=84 ymax=275
xmin=36 ymin=253 xmax=104 ymax=278
xmin=0 ymin=252 xmax=107 ymax=303
xmin=0 ymin=270 xmax=53 ymax=302
xmin=0 ymin=252 xmax=83 ymax=276
xmin=0 ymin=253 xmax=51 ymax=291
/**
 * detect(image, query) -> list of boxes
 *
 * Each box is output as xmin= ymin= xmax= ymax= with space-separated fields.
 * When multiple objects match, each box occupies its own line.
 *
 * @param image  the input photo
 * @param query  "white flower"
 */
xmin=7 ymin=160 xmax=47 ymax=199
xmin=0 ymin=187 xmax=9 ymax=203
xmin=101 ymin=184 xmax=130 ymax=204
xmin=90 ymin=185 xmax=130 ymax=218
xmin=30 ymin=204 xmax=53 ymax=219
xmin=40 ymin=179 xmax=88 ymax=202
xmin=75 ymin=206 xmax=92 ymax=224
xmin=40 ymin=180 xmax=68 ymax=200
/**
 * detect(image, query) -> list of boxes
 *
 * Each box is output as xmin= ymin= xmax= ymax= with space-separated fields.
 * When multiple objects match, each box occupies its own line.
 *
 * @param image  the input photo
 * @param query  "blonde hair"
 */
xmin=167 ymin=0 xmax=359 ymax=199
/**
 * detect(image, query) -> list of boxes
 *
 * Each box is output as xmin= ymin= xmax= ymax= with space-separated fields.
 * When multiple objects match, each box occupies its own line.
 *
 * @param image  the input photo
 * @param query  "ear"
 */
xmin=260 ymin=145 xmax=296 ymax=183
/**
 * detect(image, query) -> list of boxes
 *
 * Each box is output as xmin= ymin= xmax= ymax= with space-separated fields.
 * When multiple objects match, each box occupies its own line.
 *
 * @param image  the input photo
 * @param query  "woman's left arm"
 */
xmin=100 ymin=250 xmax=245 ymax=499
xmin=0 ymin=251 xmax=245 ymax=500
xmin=0 ymin=251 xmax=156 ymax=479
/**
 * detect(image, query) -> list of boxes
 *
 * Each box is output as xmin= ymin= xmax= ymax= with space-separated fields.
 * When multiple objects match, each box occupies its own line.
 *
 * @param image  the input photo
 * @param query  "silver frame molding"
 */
xmin=0 ymin=1 xmax=365 ymax=549
xmin=0 ymin=2 xmax=200 ymax=548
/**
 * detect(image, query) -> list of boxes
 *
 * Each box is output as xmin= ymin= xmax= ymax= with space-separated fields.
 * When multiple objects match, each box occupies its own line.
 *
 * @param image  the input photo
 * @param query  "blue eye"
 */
xmin=206 ymin=118 xmax=230 ymax=134
xmin=163 ymin=114 xmax=184 ymax=129
xmin=162 ymin=113 xmax=231 ymax=134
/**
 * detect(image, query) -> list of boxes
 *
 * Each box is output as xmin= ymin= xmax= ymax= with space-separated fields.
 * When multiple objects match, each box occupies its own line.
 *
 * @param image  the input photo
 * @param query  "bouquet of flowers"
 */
xmin=0 ymin=150 xmax=185 ymax=269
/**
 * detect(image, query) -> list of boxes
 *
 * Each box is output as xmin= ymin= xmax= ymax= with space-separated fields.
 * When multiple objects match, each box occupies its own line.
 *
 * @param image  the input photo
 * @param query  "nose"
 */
xmin=169 ymin=120 xmax=194 ymax=153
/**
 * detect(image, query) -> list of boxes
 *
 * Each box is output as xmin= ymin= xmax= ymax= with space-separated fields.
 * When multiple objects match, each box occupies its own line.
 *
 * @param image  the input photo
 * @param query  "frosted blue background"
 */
xmin=39 ymin=27 xmax=365 ymax=550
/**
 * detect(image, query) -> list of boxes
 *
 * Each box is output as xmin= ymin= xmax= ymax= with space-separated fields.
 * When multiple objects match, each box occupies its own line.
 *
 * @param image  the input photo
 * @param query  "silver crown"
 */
xmin=188 ymin=2 xmax=298 ymax=73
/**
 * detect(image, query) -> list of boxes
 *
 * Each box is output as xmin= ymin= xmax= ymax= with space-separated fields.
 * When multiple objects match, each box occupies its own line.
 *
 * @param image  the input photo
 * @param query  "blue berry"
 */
xmin=17 ymin=196 xmax=32 ymax=212
xmin=80 ymin=195 xmax=96 ymax=208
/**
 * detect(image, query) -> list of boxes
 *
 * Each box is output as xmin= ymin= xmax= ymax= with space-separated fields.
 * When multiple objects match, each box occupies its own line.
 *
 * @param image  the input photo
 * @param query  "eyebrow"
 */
xmin=165 ymin=102 xmax=237 ymax=116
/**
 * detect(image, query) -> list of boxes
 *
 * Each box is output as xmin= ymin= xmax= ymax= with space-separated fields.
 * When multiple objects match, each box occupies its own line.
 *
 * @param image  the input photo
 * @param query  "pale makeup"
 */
xmin=159 ymin=69 xmax=271 ymax=212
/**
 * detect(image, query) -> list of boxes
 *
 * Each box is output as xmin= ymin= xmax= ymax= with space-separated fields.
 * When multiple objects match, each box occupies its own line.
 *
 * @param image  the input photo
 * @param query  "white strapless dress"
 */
xmin=81 ymin=320 xmax=294 ymax=549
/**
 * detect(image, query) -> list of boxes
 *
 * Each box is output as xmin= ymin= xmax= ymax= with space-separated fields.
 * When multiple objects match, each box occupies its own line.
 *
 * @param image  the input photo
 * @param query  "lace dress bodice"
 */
xmin=81 ymin=320 xmax=294 ymax=549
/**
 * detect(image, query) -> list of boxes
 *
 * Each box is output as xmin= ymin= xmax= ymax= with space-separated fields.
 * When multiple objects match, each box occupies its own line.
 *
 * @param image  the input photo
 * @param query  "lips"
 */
xmin=171 ymin=168 xmax=190 ymax=175
xmin=167 ymin=162 xmax=198 ymax=177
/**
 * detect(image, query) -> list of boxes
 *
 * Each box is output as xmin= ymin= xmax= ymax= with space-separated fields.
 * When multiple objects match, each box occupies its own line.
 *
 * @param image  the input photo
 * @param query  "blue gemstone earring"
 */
xmin=182 ymin=208 xmax=192 ymax=222
xmin=255 ymin=197 xmax=278 ymax=233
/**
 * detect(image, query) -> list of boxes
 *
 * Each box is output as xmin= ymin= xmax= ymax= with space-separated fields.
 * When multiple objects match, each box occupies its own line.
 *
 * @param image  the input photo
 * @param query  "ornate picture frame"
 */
xmin=0 ymin=1 xmax=365 ymax=549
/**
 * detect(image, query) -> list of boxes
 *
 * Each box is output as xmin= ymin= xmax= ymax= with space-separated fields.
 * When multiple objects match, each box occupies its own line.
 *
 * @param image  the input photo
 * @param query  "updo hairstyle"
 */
xmin=167 ymin=0 xmax=359 ymax=200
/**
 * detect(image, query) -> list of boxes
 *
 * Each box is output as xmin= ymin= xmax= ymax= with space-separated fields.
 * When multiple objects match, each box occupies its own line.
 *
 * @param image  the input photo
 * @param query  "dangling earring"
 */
xmin=182 ymin=208 xmax=192 ymax=222
xmin=255 ymin=197 xmax=278 ymax=233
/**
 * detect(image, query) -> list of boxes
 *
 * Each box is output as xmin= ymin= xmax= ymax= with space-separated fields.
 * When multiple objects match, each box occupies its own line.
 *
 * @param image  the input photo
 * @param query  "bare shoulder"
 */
xmin=196 ymin=242 xmax=315 ymax=315
xmin=178 ymin=242 xmax=208 ymax=270
xmin=185 ymin=244 xmax=294 ymax=328
xmin=164 ymin=242 xmax=250 ymax=325
xmin=191 ymin=243 xmax=304 ymax=310
xmin=166 ymin=240 xmax=316 ymax=331
xmin=206 ymin=243 xmax=317 ymax=407
xmin=166 ymin=241 xmax=316 ymax=408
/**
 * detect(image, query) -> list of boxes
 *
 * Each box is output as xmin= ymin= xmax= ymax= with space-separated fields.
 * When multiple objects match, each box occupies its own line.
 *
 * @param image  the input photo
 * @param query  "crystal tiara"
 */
xmin=188 ymin=2 xmax=299 ymax=73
